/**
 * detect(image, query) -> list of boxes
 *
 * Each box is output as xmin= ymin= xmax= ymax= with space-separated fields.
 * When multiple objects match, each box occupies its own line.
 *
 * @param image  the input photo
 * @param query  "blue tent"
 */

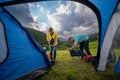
xmin=88 ymin=0 xmax=120 ymax=72
xmin=0 ymin=1 xmax=51 ymax=80
xmin=0 ymin=0 xmax=120 ymax=79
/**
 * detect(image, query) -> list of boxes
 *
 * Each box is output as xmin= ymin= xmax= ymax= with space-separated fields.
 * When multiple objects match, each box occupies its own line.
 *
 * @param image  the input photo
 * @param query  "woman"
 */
xmin=46 ymin=27 xmax=58 ymax=62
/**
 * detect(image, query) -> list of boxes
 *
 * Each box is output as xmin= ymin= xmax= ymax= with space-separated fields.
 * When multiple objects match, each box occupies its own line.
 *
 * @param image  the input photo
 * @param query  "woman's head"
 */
xmin=49 ymin=27 xmax=54 ymax=34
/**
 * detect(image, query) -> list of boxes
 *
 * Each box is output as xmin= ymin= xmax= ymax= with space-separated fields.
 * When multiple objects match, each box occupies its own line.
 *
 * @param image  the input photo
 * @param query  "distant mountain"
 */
xmin=59 ymin=37 xmax=67 ymax=42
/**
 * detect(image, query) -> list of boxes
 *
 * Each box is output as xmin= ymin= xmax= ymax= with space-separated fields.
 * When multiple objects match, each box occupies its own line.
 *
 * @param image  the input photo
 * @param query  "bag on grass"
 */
xmin=69 ymin=50 xmax=84 ymax=58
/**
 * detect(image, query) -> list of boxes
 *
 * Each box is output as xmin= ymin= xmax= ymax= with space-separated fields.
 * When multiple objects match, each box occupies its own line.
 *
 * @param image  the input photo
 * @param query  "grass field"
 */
xmin=38 ymin=41 xmax=120 ymax=80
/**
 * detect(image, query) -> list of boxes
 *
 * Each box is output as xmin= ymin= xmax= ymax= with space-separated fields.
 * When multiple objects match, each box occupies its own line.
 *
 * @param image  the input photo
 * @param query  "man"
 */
xmin=68 ymin=33 xmax=91 ymax=57
xmin=46 ymin=27 xmax=58 ymax=62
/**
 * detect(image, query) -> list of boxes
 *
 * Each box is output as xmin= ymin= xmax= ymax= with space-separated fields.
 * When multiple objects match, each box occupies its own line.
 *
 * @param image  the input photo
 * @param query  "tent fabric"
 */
xmin=0 ymin=21 xmax=7 ymax=64
xmin=24 ymin=29 xmax=51 ymax=67
xmin=89 ymin=0 xmax=119 ymax=71
xmin=89 ymin=0 xmax=118 ymax=48
xmin=108 ymin=49 xmax=116 ymax=63
xmin=115 ymin=57 xmax=120 ymax=73
xmin=0 ymin=0 xmax=13 ymax=3
xmin=97 ymin=8 xmax=120 ymax=71
xmin=0 ymin=7 xmax=50 ymax=80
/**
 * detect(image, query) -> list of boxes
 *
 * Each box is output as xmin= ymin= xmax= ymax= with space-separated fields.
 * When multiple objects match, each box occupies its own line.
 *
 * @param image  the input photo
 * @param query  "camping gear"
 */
xmin=50 ymin=38 xmax=55 ymax=45
xmin=70 ymin=50 xmax=85 ymax=59
xmin=84 ymin=54 xmax=91 ymax=62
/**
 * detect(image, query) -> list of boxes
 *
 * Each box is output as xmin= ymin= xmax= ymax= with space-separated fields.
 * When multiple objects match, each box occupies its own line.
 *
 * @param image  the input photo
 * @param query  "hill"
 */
xmin=26 ymin=28 xmax=48 ymax=47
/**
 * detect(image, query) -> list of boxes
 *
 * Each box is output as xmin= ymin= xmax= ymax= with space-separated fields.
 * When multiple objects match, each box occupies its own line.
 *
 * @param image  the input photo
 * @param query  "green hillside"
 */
xmin=26 ymin=28 xmax=48 ymax=47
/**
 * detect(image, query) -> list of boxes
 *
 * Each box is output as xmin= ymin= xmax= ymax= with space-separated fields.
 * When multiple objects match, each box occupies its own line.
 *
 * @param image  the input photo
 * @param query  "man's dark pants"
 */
xmin=79 ymin=39 xmax=91 ymax=55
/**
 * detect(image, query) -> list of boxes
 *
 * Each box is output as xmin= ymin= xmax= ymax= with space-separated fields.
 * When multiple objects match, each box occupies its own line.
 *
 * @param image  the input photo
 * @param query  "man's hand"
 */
xmin=69 ymin=48 xmax=72 ymax=53
xmin=69 ymin=48 xmax=72 ymax=51
xmin=69 ymin=42 xmax=78 ymax=51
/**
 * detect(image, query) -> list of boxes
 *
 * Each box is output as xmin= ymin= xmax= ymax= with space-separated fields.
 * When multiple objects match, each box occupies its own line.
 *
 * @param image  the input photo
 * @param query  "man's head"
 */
xmin=49 ymin=27 xmax=54 ymax=34
xmin=68 ymin=37 xmax=74 ymax=42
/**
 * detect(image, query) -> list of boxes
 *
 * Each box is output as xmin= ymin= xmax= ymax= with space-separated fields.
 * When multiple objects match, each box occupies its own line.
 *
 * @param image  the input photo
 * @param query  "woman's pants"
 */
xmin=50 ymin=46 xmax=57 ymax=60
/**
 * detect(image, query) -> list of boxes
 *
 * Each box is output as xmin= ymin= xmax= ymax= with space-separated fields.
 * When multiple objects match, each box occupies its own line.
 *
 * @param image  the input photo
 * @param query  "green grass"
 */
xmin=89 ymin=41 xmax=98 ymax=49
xmin=38 ymin=49 xmax=120 ymax=80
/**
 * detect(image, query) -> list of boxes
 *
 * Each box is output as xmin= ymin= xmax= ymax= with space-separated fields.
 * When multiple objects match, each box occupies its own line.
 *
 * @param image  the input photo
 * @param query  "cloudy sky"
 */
xmin=6 ymin=1 xmax=98 ymax=39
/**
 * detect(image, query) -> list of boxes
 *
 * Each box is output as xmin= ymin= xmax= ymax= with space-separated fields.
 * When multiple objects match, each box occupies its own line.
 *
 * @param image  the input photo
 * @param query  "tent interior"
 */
xmin=0 ymin=0 xmax=120 ymax=79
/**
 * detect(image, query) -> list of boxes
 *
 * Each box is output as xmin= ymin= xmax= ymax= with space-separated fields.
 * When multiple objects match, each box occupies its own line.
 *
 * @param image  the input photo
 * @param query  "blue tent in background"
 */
xmin=0 ymin=0 xmax=120 ymax=80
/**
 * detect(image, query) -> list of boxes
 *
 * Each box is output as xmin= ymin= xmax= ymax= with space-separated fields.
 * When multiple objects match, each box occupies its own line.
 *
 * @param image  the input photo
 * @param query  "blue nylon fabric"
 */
xmin=0 ymin=8 xmax=48 ymax=80
xmin=25 ymin=29 xmax=51 ymax=67
xmin=0 ymin=0 xmax=13 ymax=3
xmin=89 ymin=0 xmax=118 ymax=48
xmin=114 ymin=57 xmax=120 ymax=73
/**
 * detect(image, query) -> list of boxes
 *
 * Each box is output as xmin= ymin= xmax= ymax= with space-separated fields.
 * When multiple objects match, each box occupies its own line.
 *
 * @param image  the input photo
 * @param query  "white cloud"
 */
xmin=73 ymin=26 xmax=89 ymax=31
xmin=47 ymin=12 xmax=62 ymax=32
xmin=33 ymin=16 xmax=39 ymax=22
xmin=46 ymin=1 xmax=98 ymax=39
xmin=36 ymin=3 xmax=40 ymax=8
xmin=56 ymin=4 xmax=71 ymax=15
xmin=39 ymin=6 xmax=45 ymax=12
xmin=38 ymin=23 xmax=49 ymax=32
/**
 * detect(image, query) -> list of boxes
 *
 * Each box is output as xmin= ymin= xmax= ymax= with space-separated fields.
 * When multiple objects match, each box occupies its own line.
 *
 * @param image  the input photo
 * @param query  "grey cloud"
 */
xmin=52 ymin=2 xmax=98 ymax=38
xmin=5 ymin=4 xmax=35 ymax=28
